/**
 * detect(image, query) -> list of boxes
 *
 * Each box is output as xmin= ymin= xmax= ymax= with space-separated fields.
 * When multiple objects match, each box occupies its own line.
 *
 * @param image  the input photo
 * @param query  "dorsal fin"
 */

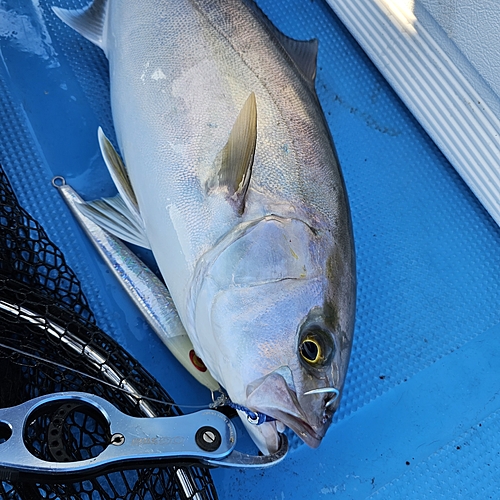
xmin=216 ymin=92 xmax=257 ymax=214
xmin=246 ymin=1 xmax=318 ymax=83
xmin=278 ymin=36 xmax=318 ymax=82
xmin=52 ymin=0 xmax=109 ymax=53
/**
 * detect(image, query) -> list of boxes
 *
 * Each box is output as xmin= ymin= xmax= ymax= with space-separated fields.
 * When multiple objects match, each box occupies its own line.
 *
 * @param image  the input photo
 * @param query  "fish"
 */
xmin=53 ymin=0 xmax=356 ymax=454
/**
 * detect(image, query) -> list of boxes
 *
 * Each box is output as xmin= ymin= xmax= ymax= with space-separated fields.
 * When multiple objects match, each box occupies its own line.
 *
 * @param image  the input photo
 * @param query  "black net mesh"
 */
xmin=0 ymin=163 xmax=218 ymax=500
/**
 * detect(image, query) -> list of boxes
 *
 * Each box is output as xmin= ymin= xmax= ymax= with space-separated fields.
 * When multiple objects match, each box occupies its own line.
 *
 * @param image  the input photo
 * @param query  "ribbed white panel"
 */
xmin=327 ymin=0 xmax=500 ymax=225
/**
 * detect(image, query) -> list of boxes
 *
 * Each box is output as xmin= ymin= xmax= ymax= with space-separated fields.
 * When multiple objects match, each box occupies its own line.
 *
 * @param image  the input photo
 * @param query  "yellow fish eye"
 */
xmin=299 ymin=337 xmax=323 ymax=364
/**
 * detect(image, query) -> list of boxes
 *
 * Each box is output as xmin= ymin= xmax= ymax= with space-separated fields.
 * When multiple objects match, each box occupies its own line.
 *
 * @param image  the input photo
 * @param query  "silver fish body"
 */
xmin=54 ymin=0 xmax=356 ymax=454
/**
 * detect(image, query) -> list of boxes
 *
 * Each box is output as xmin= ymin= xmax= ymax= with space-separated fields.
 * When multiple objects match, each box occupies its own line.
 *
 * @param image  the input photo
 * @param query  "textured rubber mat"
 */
xmin=1 ymin=0 xmax=500 ymax=498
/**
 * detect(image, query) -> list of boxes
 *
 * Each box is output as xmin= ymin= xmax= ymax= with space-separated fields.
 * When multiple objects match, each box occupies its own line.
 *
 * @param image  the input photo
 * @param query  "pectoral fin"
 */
xmin=215 ymin=92 xmax=257 ymax=214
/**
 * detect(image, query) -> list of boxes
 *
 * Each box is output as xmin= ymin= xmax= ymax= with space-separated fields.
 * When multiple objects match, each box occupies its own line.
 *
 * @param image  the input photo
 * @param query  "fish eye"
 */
xmin=298 ymin=326 xmax=334 ymax=366
xmin=300 ymin=338 xmax=322 ymax=363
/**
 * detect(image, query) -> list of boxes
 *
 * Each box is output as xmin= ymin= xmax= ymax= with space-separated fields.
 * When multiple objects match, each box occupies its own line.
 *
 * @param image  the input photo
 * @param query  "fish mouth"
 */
xmin=239 ymin=409 xmax=322 ymax=455
xmin=268 ymin=409 xmax=323 ymax=448
xmin=243 ymin=370 xmax=328 ymax=453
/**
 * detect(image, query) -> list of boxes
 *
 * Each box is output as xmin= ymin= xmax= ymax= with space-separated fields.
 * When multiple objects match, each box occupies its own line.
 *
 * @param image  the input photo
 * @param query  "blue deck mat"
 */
xmin=1 ymin=0 xmax=500 ymax=498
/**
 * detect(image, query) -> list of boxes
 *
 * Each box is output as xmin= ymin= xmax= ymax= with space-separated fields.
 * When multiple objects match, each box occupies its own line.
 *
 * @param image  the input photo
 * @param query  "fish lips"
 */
xmin=244 ymin=370 xmax=328 ymax=452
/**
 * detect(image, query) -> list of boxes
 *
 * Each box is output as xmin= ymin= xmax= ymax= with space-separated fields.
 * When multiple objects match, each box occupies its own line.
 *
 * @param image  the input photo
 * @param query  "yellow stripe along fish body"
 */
xmin=53 ymin=0 xmax=356 ymax=454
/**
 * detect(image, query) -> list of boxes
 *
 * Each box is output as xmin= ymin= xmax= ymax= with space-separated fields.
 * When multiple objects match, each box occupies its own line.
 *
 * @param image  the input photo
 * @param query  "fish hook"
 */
xmin=303 ymin=387 xmax=340 ymax=407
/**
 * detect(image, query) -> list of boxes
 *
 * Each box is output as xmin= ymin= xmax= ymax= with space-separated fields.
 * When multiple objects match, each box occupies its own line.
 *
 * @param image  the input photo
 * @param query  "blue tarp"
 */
xmin=1 ymin=0 xmax=499 ymax=498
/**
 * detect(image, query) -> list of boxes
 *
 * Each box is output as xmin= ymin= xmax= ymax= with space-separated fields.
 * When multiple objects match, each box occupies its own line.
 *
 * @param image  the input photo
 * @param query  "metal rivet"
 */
xmin=111 ymin=433 xmax=125 ymax=446
xmin=195 ymin=426 xmax=222 ymax=452
xmin=203 ymin=430 xmax=216 ymax=444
